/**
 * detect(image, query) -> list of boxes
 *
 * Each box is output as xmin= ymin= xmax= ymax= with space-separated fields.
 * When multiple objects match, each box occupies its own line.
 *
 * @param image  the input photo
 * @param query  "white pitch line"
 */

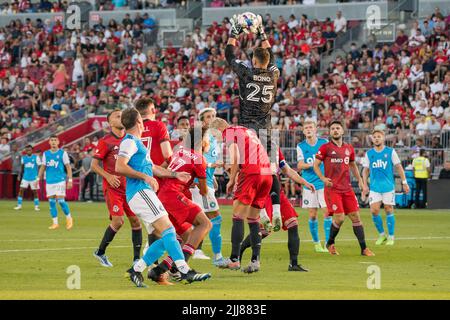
xmin=1 ymin=236 xmax=450 ymax=253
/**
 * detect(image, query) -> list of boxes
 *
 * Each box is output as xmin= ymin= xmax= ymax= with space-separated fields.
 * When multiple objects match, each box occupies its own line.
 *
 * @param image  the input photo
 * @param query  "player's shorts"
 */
xmin=20 ymin=179 xmax=39 ymax=190
xmin=234 ymin=173 xmax=272 ymax=209
xmin=302 ymin=188 xmax=327 ymax=209
xmin=159 ymin=191 xmax=202 ymax=235
xmin=104 ymin=187 xmax=136 ymax=219
xmin=324 ymin=189 xmax=359 ymax=215
xmin=128 ymin=188 xmax=168 ymax=234
xmin=265 ymin=191 xmax=298 ymax=231
xmin=369 ymin=190 xmax=395 ymax=206
xmin=46 ymin=181 xmax=66 ymax=197
xmin=191 ymin=186 xmax=220 ymax=213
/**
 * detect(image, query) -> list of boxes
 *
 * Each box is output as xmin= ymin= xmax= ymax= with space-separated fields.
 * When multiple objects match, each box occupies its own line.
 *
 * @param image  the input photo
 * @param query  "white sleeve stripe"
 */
xmin=296 ymin=146 xmax=304 ymax=161
xmin=118 ymin=139 xmax=138 ymax=159
xmin=391 ymin=149 xmax=401 ymax=166
xmin=62 ymin=151 xmax=70 ymax=165
xmin=362 ymin=153 xmax=370 ymax=168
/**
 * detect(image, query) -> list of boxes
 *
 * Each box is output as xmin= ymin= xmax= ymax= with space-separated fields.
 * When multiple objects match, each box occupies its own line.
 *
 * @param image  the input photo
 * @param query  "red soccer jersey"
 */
xmin=316 ymin=141 xmax=355 ymax=193
xmin=93 ymin=132 xmax=126 ymax=194
xmin=141 ymin=119 xmax=170 ymax=166
xmin=160 ymin=147 xmax=207 ymax=194
xmin=223 ymin=126 xmax=271 ymax=175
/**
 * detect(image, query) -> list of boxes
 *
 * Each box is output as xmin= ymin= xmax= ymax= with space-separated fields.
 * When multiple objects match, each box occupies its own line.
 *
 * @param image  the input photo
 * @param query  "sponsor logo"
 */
xmin=331 ymin=151 xmax=337 ymax=155
xmin=47 ymin=159 xmax=59 ymax=168
xmin=372 ymin=159 xmax=387 ymax=169
xmin=114 ymin=146 xmax=119 ymax=150
xmin=331 ymin=158 xmax=344 ymax=163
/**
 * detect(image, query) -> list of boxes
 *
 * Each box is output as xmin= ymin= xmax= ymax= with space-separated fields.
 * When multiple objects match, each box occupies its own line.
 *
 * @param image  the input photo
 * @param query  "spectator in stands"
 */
xmin=0 ymin=137 xmax=10 ymax=157
xmin=333 ymin=10 xmax=347 ymax=34
xmin=439 ymin=160 xmax=450 ymax=179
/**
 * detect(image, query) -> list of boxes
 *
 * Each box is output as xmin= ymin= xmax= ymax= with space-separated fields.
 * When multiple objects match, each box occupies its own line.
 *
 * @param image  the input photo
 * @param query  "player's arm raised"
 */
xmin=226 ymin=142 xmax=240 ymax=195
xmin=280 ymin=162 xmax=315 ymax=192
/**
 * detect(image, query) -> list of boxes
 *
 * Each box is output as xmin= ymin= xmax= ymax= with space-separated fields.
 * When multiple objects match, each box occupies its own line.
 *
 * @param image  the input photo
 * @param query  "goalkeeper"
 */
xmin=224 ymin=14 xmax=283 ymax=232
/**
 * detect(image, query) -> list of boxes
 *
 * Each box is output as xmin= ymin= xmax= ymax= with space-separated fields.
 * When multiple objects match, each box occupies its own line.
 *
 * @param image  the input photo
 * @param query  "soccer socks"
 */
xmin=230 ymin=216 xmax=244 ymax=262
xmin=97 ymin=225 xmax=117 ymax=256
xmin=182 ymin=244 xmax=195 ymax=262
xmin=372 ymin=214 xmax=385 ymax=235
xmin=34 ymin=198 xmax=39 ymax=207
xmin=386 ymin=213 xmax=395 ymax=238
xmin=308 ymin=218 xmax=319 ymax=243
xmin=352 ymin=221 xmax=367 ymax=251
xmin=287 ymin=225 xmax=300 ymax=266
xmin=248 ymin=217 xmax=262 ymax=262
xmin=323 ymin=217 xmax=332 ymax=242
xmin=131 ymin=228 xmax=142 ymax=261
xmin=136 ymin=238 xmax=165 ymax=272
xmin=209 ymin=215 xmax=223 ymax=257
xmin=49 ymin=198 xmax=58 ymax=224
xmin=57 ymin=199 xmax=71 ymax=217
xmin=270 ymin=175 xmax=281 ymax=205
xmin=161 ymin=226 xmax=189 ymax=274
xmin=17 ymin=196 xmax=23 ymax=206
xmin=147 ymin=233 xmax=160 ymax=264
xmin=327 ymin=221 xmax=341 ymax=246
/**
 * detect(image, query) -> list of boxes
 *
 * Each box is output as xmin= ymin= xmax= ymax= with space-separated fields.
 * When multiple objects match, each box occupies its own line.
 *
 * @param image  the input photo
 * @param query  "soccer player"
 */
xmin=148 ymin=127 xmax=213 ymax=284
xmin=191 ymin=108 xmax=227 ymax=266
xmin=226 ymin=15 xmax=283 ymax=232
xmin=14 ymin=145 xmax=41 ymax=211
xmin=116 ymin=107 xmax=210 ymax=287
xmin=211 ymin=118 xmax=272 ymax=273
xmin=38 ymin=136 xmax=73 ymax=230
xmin=240 ymin=147 xmax=314 ymax=271
xmin=91 ymin=109 xmax=143 ymax=267
xmin=362 ymin=130 xmax=410 ymax=246
xmin=297 ymin=121 xmax=331 ymax=253
xmin=313 ymin=121 xmax=374 ymax=256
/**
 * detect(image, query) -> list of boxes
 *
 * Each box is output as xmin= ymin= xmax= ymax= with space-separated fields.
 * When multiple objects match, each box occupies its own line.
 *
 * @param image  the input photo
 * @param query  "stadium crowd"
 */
xmin=1 ymin=5 xmax=450 ymax=197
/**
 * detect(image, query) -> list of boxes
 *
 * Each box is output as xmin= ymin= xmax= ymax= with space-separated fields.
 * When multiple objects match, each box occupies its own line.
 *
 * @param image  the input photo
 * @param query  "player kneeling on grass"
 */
xmin=147 ymin=127 xmax=213 ymax=285
xmin=38 ymin=136 xmax=73 ymax=230
xmin=362 ymin=130 xmax=410 ymax=246
xmin=15 ymin=145 xmax=41 ymax=212
xmin=313 ymin=121 xmax=374 ymax=257
xmin=211 ymin=118 xmax=272 ymax=274
xmin=240 ymin=148 xmax=314 ymax=272
xmin=115 ymin=108 xmax=211 ymax=287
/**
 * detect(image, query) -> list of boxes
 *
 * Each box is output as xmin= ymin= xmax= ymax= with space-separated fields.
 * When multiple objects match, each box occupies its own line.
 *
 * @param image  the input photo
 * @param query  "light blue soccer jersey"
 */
xmin=118 ymin=133 xmax=154 ymax=202
xmin=21 ymin=154 xmax=41 ymax=181
xmin=204 ymin=134 xmax=219 ymax=189
xmin=363 ymin=146 xmax=401 ymax=193
xmin=42 ymin=149 xmax=69 ymax=184
xmin=297 ymin=138 xmax=328 ymax=190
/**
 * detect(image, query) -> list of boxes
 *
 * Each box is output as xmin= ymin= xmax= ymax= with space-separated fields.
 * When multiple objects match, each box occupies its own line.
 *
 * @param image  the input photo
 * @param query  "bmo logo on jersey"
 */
xmin=372 ymin=159 xmax=387 ymax=169
xmin=331 ymin=157 xmax=350 ymax=164
xmin=47 ymin=160 xmax=59 ymax=168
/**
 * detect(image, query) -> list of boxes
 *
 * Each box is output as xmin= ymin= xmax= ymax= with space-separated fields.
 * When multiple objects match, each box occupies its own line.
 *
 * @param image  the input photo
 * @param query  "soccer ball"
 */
xmin=238 ymin=12 xmax=260 ymax=34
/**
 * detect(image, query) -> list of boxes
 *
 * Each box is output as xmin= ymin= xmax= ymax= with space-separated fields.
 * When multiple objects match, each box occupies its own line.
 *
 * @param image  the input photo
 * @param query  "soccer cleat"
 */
xmin=272 ymin=214 xmax=282 ymax=232
xmin=362 ymin=248 xmax=375 ymax=256
xmin=48 ymin=224 xmax=59 ymax=230
xmin=126 ymin=267 xmax=147 ymax=288
xmin=260 ymin=215 xmax=273 ymax=233
xmin=386 ymin=238 xmax=395 ymax=246
xmin=148 ymin=268 xmax=174 ymax=286
xmin=314 ymin=243 xmax=329 ymax=253
xmin=213 ymin=257 xmax=229 ymax=268
xmin=242 ymin=260 xmax=260 ymax=274
xmin=288 ymin=264 xmax=309 ymax=272
xmin=375 ymin=235 xmax=387 ymax=245
xmin=326 ymin=243 xmax=339 ymax=255
xmin=93 ymin=250 xmax=113 ymax=267
xmin=218 ymin=258 xmax=241 ymax=270
xmin=192 ymin=249 xmax=210 ymax=260
xmin=66 ymin=217 xmax=73 ymax=230
xmin=168 ymin=270 xmax=182 ymax=282
xmin=14 ymin=205 xmax=22 ymax=210
xmin=34 ymin=206 xmax=40 ymax=212
xmin=180 ymin=269 xmax=211 ymax=284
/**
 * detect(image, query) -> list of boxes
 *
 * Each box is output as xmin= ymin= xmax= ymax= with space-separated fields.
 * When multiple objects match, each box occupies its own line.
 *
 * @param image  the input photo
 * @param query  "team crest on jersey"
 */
xmin=113 ymin=205 xmax=119 ymax=213
xmin=304 ymin=199 xmax=309 ymax=205
xmin=384 ymin=154 xmax=388 ymax=158
xmin=332 ymin=204 xmax=338 ymax=211
xmin=345 ymin=149 xmax=350 ymax=156
xmin=210 ymin=202 xmax=216 ymax=208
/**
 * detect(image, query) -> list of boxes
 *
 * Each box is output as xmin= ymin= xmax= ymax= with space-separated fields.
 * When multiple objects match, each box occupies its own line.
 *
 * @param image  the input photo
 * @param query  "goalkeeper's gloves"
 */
xmin=256 ymin=15 xmax=268 ymax=41
xmin=229 ymin=14 xmax=242 ymax=39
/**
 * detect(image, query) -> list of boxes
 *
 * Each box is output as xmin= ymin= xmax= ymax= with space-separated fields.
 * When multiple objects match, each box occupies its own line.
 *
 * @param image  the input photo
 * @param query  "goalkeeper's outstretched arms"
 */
xmin=225 ymin=14 xmax=249 ymax=78
xmin=256 ymin=15 xmax=276 ymax=69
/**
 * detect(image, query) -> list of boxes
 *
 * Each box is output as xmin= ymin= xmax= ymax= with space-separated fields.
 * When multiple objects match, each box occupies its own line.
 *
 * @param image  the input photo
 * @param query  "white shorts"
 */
xmin=20 ymin=179 xmax=40 ymax=190
xmin=369 ymin=190 xmax=396 ymax=206
xmin=46 ymin=181 xmax=66 ymax=197
xmin=302 ymin=188 xmax=327 ymax=209
xmin=191 ymin=186 xmax=220 ymax=213
xmin=128 ymin=189 xmax=168 ymax=234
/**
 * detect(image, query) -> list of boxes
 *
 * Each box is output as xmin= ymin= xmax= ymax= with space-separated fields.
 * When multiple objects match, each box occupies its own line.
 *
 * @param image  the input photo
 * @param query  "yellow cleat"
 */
xmin=66 ymin=217 xmax=73 ymax=230
xmin=48 ymin=224 xmax=59 ymax=230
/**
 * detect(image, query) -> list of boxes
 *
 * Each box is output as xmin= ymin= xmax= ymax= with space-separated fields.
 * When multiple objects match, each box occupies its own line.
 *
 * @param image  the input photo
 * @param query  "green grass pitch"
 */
xmin=1 ymin=200 xmax=450 ymax=300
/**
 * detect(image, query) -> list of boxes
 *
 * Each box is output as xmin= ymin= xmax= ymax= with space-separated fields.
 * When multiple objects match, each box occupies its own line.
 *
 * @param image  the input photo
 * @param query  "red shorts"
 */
xmin=265 ymin=191 xmax=298 ymax=231
xmin=324 ymin=188 xmax=359 ymax=215
xmin=104 ymin=188 xmax=135 ymax=219
xmin=159 ymin=191 xmax=201 ymax=235
xmin=234 ymin=173 xmax=272 ymax=209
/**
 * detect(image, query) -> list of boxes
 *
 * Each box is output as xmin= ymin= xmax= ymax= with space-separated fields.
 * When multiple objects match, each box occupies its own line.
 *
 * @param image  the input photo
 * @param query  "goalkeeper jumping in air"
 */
xmin=225 ymin=14 xmax=283 ymax=231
